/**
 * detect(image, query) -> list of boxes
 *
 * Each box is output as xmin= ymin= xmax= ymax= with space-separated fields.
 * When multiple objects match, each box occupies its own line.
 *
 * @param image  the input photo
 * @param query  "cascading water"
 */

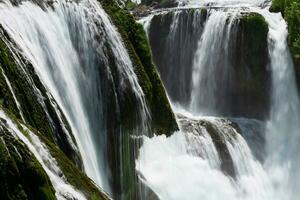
xmin=1 ymin=0 xmax=299 ymax=198
xmin=0 ymin=0 xmax=151 ymax=197
xmin=190 ymin=10 xmax=239 ymax=115
xmin=0 ymin=0 xmax=108 ymax=190
xmin=137 ymin=1 xmax=300 ymax=199
xmin=0 ymin=109 xmax=88 ymax=200
xmin=258 ymin=9 xmax=300 ymax=199
xmin=143 ymin=7 xmax=271 ymax=119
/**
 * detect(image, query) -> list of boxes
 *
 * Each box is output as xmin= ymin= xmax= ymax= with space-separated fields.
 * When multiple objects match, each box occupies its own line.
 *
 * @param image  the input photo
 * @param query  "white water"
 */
xmin=257 ymin=9 xmax=300 ymax=199
xmin=1 ymin=69 xmax=26 ymax=122
xmin=0 ymin=0 xmax=150 ymax=194
xmin=137 ymin=1 xmax=300 ymax=200
xmin=0 ymin=0 xmax=107 ymax=190
xmin=0 ymin=109 xmax=87 ymax=200
xmin=190 ymin=10 xmax=238 ymax=115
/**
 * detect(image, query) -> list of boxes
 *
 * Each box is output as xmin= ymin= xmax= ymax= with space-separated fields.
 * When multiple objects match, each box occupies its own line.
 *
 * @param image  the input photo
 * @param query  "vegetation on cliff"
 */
xmin=0 ymin=28 xmax=82 ymax=169
xmin=101 ymin=0 xmax=178 ymax=135
xmin=0 ymin=27 xmax=109 ymax=200
xmin=270 ymin=0 xmax=300 ymax=80
xmin=98 ymin=1 xmax=179 ymax=199
xmin=0 ymin=120 xmax=56 ymax=200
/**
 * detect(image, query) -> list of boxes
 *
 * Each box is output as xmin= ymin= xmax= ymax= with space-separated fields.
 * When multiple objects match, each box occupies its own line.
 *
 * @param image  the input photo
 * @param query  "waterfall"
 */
xmin=257 ymin=9 xmax=300 ymax=199
xmin=0 ymin=109 xmax=87 ymax=200
xmin=137 ymin=1 xmax=300 ymax=200
xmin=137 ymin=114 xmax=275 ymax=200
xmin=190 ymin=10 xmax=239 ymax=115
xmin=144 ymin=8 xmax=270 ymax=119
xmin=1 ymin=0 xmax=299 ymax=198
xmin=0 ymin=0 xmax=150 ymax=196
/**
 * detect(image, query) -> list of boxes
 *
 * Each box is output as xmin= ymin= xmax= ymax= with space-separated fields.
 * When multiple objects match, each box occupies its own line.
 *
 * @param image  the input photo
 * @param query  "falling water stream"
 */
xmin=0 ymin=0 xmax=150 ymax=196
xmin=137 ymin=1 xmax=300 ymax=200
xmin=0 ymin=0 xmax=299 ymax=199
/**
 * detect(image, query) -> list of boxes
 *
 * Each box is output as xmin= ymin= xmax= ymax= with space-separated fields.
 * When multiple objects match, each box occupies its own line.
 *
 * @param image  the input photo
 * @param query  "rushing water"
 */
xmin=0 ymin=109 xmax=87 ymax=200
xmin=190 ymin=10 xmax=239 ymax=115
xmin=137 ymin=1 xmax=300 ymax=200
xmin=0 ymin=0 xmax=299 ymax=199
xmin=0 ymin=0 xmax=150 ymax=196
xmin=259 ymin=9 xmax=300 ymax=199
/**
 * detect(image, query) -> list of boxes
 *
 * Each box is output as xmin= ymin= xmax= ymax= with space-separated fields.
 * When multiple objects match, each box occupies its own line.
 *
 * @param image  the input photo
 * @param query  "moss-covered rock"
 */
xmin=100 ymin=0 xmax=178 ymax=136
xmin=0 ymin=120 xmax=56 ymax=200
xmin=97 ymin=1 xmax=179 ymax=199
xmin=0 ymin=1 xmax=178 ymax=199
xmin=0 ymin=106 xmax=111 ymax=200
xmin=22 ymin=125 xmax=111 ymax=200
xmin=0 ymin=27 xmax=83 ymax=169
xmin=233 ymin=13 xmax=270 ymax=119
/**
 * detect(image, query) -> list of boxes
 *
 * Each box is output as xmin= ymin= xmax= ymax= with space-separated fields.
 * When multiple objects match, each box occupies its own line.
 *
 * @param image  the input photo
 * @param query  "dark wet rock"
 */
xmin=141 ymin=0 xmax=179 ymax=8
xmin=0 ymin=121 xmax=56 ymax=200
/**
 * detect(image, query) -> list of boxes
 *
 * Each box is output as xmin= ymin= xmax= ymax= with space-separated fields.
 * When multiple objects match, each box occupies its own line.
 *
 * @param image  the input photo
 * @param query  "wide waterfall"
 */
xmin=0 ymin=0 xmax=150 ymax=197
xmin=137 ymin=0 xmax=300 ymax=200
xmin=1 ymin=0 xmax=300 ymax=199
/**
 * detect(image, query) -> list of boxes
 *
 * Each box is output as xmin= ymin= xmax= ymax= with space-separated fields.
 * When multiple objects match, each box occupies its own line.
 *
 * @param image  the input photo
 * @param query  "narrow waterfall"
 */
xmin=0 ymin=0 xmax=150 ymax=196
xmin=137 ymin=1 xmax=300 ymax=200
xmin=259 ymin=9 xmax=300 ymax=199
xmin=190 ymin=10 xmax=239 ymax=115
xmin=0 ymin=109 xmax=87 ymax=199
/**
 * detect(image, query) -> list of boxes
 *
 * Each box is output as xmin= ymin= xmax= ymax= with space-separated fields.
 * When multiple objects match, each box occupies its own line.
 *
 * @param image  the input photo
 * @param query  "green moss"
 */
xmin=100 ymin=0 xmax=178 ymax=136
xmin=285 ymin=1 xmax=300 ymax=63
xmin=125 ymin=0 xmax=138 ymax=10
xmin=0 ymin=33 xmax=54 ymax=141
xmin=241 ymin=14 xmax=269 ymax=80
xmin=97 ymin=1 xmax=179 ymax=199
xmin=269 ymin=0 xmax=286 ymax=14
xmin=20 ymin=125 xmax=110 ymax=200
xmin=0 ymin=104 xmax=109 ymax=199
xmin=0 ymin=122 xmax=56 ymax=200
xmin=240 ymin=13 xmax=269 ymax=75
xmin=0 ymin=28 xmax=82 ymax=168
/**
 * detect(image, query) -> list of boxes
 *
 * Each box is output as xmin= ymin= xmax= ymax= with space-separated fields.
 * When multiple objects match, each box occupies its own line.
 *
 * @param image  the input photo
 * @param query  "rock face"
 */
xmin=148 ymin=9 xmax=208 ymax=106
xmin=146 ymin=9 xmax=271 ymax=120
xmin=101 ymin=1 xmax=179 ymax=199
xmin=0 ymin=121 xmax=56 ymax=200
